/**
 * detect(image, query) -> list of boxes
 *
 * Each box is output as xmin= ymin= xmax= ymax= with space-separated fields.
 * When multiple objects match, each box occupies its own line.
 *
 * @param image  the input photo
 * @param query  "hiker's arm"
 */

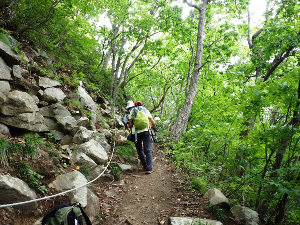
xmin=149 ymin=118 xmax=156 ymax=129
xmin=124 ymin=124 xmax=130 ymax=132
xmin=129 ymin=119 xmax=133 ymax=128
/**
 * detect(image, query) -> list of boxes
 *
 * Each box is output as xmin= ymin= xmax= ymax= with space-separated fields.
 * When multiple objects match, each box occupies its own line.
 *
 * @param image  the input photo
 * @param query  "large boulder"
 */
xmin=73 ymin=139 xmax=108 ymax=165
xmin=0 ymin=81 xmax=10 ymax=94
xmin=203 ymin=188 xmax=230 ymax=210
xmin=231 ymin=205 xmax=263 ymax=225
xmin=49 ymin=103 xmax=72 ymax=118
xmin=12 ymin=65 xmax=39 ymax=93
xmin=0 ymin=41 xmax=21 ymax=65
xmin=77 ymin=86 xmax=97 ymax=125
xmin=72 ymin=126 xmax=97 ymax=144
xmin=49 ymin=103 xmax=77 ymax=133
xmin=0 ymin=90 xmax=38 ymax=116
xmin=0 ymin=112 xmax=49 ymax=132
xmin=0 ymin=174 xmax=38 ymax=211
xmin=40 ymin=87 xmax=66 ymax=103
xmin=0 ymin=57 xmax=11 ymax=80
xmin=73 ymin=152 xmax=98 ymax=169
xmin=38 ymin=77 xmax=61 ymax=89
xmin=168 ymin=217 xmax=222 ymax=225
xmin=84 ymin=188 xmax=100 ymax=223
xmin=49 ymin=171 xmax=88 ymax=207
xmin=94 ymin=135 xmax=111 ymax=153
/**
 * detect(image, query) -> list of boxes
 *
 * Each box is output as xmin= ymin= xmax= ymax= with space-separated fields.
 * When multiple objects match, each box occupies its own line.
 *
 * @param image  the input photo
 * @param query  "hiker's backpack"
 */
xmin=41 ymin=202 xmax=92 ymax=225
xmin=131 ymin=106 xmax=149 ymax=130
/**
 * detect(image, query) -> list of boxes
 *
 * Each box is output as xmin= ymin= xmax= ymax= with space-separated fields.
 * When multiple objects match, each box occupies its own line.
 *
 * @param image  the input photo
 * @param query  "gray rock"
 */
xmin=203 ymin=188 xmax=230 ymax=210
xmin=0 ymin=174 xmax=38 ymax=211
xmin=117 ymin=163 xmax=137 ymax=173
xmin=105 ymin=189 xmax=119 ymax=197
xmin=38 ymin=77 xmax=61 ymax=89
xmin=98 ymin=129 xmax=113 ymax=140
xmin=50 ymin=130 xmax=65 ymax=141
xmin=231 ymin=205 xmax=263 ymax=225
xmin=73 ymin=152 xmax=97 ymax=169
xmin=168 ymin=217 xmax=223 ymax=225
xmin=42 ymin=87 xmax=66 ymax=103
xmin=0 ymin=123 xmax=10 ymax=137
xmin=72 ymin=126 xmax=97 ymax=144
xmin=49 ymin=103 xmax=72 ymax=118
xmin=77 ymin=86 xmax=97 ymax=125
xmin=88 ymin=165 xmax=105 ymax=182
xmin=0 ymin=112 xmax=49 ymax=132
xmin=59 ymin=135 xmax=73 ymax=145
xmin=0 ymin=92 xmax=6 ymax=105
xmin=44 ymin=117 xmax=61 ymax=130
xmin=49 ymin=171 xmax=88 ymax=207
xmin=12 ymin=66 xmax=40 ymax=94
xmin=0 ymin=90 xmax=38 ymax=116
xmin=77 ymin=117 xmax=90 ymax=128
xmin=56 ymin=116 xmax=77 ymax=133
xmin=73 ymin=139 xmax=108 ymax=165
xmin=39 ymin=106 xmax=50 ymax=117
xmin=84 ymin=189 xmax=100 ymax=223
xmin=0 ymin=57 xmax=11 ymax=80
xmin=0 ymin=81 xmax=10 ymax=94
xmin=94 ymin=135 xmax=111 ymax=153
xmin=0 ymin=41 xmax=21 ymax=65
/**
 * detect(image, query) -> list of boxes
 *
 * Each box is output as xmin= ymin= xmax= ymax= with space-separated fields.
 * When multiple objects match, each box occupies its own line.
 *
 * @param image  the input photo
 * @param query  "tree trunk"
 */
xmin=170 ymin=0 xmax=208 ymax=139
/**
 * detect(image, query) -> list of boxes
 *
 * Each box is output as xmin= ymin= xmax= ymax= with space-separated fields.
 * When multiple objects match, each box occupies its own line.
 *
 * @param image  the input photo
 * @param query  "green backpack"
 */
xmin=41 ymin=203 xmax=92 ymax=225
xmin=131 ymin=106 xmax=149 ymax=130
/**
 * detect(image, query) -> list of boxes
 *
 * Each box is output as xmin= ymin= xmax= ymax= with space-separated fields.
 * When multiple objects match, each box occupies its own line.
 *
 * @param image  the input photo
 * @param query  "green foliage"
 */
xmin=16 ymin=161 xmax=48 ymax=194
xmin=210 ymin=205 xmax=226 ymax=222
xmin=44 ymin=133 xmax=57 ymax=143
xmin=110 ymin=162 xmax=122 ymax=181
xmin=0 ymin=139 xmax=11 ymax=167
xmin=115 ymin=141 xmax=136 ymax=162
xmin=22 ymin=133 xmax=44 ymax=157
xmin=80 ymin=166 xmax=90 ymax=179
xmin=191 ymin=177 xmax=207 ymax=194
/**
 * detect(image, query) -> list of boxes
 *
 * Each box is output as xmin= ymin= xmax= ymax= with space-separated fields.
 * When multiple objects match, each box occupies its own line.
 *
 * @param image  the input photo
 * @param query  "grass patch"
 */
xmin=210 ymin=204 xmax=226 ymax=222
xmin=191 ymin=177 xmax=207 ymax=194
xmin=22 ymin=132 xmax=44 ymax=157
xmin=80 ymin=166 xmax=90 ymax=179
xmin=110 ymin=162 xmax=122 ymax=181
xmin=16 ymin=161 xmax=48 ymax=194
xmin=115 ymin=141 xmax=136 ymax=162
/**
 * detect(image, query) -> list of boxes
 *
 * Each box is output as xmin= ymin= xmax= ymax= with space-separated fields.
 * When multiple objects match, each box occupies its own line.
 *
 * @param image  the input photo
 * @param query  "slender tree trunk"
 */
xmin=170 ymin=0 xmax=209 ymax=139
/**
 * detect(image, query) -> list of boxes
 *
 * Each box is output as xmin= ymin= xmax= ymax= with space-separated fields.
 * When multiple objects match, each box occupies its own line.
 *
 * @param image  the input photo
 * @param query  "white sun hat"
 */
xmin=126 ymin=100 xmax=135 ymax=109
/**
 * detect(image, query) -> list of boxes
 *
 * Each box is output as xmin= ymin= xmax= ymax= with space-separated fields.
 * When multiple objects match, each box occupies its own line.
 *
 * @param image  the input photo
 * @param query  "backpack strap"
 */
xmin=78 ymin=204 xmax=92 ymax=225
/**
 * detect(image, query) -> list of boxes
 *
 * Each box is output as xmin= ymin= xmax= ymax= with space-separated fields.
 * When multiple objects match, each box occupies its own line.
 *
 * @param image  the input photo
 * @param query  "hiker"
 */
xmin=129 ymin=101 xmax=156 ymax=174
xmin=123 ymin=100 xmax=135 ymax=132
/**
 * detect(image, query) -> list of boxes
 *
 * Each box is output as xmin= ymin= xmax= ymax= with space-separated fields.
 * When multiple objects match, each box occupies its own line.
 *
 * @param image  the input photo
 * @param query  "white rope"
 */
xmin=0 ymin=91 xmax=118 ymax=208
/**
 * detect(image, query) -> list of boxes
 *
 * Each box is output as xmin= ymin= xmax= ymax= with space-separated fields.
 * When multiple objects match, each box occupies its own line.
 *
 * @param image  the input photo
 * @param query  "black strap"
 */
xmin=78 ymin=205 xmax=92 ymax=225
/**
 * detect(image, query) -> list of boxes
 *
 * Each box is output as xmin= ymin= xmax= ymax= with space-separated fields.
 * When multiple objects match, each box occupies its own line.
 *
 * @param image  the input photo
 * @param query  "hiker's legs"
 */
xmin=141 ymin=131 xmax=153 ymax=171
xmin=135 ymin=133 xmax=147 ymax=168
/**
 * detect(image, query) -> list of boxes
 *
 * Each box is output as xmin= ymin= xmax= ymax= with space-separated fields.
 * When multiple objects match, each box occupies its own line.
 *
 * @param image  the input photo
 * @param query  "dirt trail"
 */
xmin=100 ymin=143 xmax=213 ymax=225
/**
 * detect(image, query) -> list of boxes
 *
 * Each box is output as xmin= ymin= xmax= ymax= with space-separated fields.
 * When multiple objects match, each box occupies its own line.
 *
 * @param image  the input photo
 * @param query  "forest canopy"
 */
xmin=1 ymin=0 xmax=300 ymax=223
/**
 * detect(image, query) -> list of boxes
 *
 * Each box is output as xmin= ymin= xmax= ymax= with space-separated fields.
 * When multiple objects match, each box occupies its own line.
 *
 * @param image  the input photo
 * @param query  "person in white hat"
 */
xmin=123 ymin=100 xmax=135 ymax=132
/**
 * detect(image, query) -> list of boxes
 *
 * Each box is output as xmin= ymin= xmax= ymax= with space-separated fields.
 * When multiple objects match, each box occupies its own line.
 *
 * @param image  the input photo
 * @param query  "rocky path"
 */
xmin=99 ymin=143 xmax=213 ymax=225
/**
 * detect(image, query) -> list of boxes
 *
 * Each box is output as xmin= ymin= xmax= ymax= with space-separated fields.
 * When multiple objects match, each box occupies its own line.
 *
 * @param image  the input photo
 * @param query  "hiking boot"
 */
xmin=145 ymin=170 xmax=153 ymax=174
